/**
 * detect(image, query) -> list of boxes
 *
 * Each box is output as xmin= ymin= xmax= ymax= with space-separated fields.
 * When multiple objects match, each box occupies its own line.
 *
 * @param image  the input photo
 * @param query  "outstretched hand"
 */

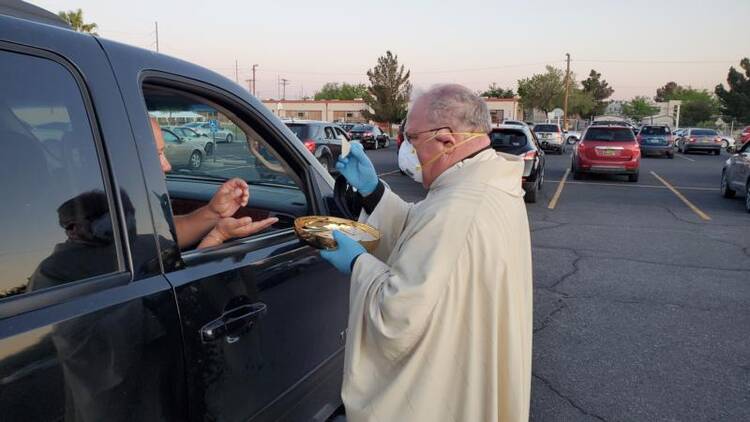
xmin=335 ymin=142 xmax=378 ymax=196
xmin=209 ymin=178 xmax=249 ymax=218
xmin=198 ymin=216 xmax=278 ymax=249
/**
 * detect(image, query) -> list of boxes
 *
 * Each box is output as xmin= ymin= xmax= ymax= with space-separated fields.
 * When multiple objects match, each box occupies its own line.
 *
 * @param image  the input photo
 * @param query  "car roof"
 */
xmin=493 ymin=124 xmax=533 ymax=134
xmin=0 ymin=0 xmax=69 ymax=29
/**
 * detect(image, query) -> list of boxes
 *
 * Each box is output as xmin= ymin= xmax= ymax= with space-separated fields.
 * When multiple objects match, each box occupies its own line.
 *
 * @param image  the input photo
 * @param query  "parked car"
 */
xmin=572 ymin=125 xmax=641 ymax=182
xmin=533 ymin=123 xmax=566 ymax=154
xmin=286 ymin=120 xmax=348 ymax=172
xmin=161 ymin=128 xmax=207 ymax=170
xmin=489 ymin=125 xmax=545 ymax=203
xmin=349 ymin=124 xmax=390 ymax=149
xmin=501 ymin=119 xmax=528 ymax=127
xmin=181 ymin=121 xmax=235 ymax=143
xmin=720 ymin=141 xmax=750 ymax=212
xmin=167 ymin=125 xmax=215 ymax=156
xmin=676 ymin=128 xmax=722 ymax=155
xmin=339 ymin=122 xmax=357 ymax=133
xmin=637 ymin=125 xmax=674 ymax=158
xmin=0 ymin=6 xmax=349 ymax=421
xmin=739 ymin=126 xmax=750 ymax=146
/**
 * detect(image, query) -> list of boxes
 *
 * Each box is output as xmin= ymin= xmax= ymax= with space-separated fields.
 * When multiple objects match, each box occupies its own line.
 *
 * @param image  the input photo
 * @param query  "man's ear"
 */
xmin=434 ymin=131 xmax=456 ymax=147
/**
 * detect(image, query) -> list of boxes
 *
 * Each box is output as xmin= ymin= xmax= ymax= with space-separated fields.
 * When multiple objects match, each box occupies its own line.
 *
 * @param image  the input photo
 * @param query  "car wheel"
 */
xmin=721 ymin=139 xmax=729 ymax=149
xmin=189 ymin=151 xmax=202 ymax=170
xmin=721 ymin=171 xmax=736 ymax=198
xmin=667 ymin=152 xmax=674 ymax=159
xmin=318 ymin=155 xmax=331 ymax=172
xmin=225 ymin=134 xmax=233 ymax=143
xmin=628 ymin=172 xmax=639 ymax=183
xmin=567 ymin=137 xmax=576 ymax=145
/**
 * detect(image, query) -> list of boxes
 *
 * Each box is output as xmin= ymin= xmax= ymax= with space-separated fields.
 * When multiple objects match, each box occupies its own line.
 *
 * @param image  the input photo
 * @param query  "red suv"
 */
xmin=739 ymin=126 xmax=750 ymax=146
xmin=572 ymin=125 xmax=641 ymax=182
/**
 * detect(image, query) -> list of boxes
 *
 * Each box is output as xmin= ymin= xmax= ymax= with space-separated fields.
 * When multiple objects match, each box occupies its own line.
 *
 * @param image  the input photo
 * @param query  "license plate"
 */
xmin=600 ymin=149 xmax=617 ymax=156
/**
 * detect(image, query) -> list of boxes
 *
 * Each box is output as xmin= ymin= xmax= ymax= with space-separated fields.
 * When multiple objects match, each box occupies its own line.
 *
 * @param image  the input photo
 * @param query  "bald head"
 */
xmin=408 ymin=84 xmax=491 ymax=133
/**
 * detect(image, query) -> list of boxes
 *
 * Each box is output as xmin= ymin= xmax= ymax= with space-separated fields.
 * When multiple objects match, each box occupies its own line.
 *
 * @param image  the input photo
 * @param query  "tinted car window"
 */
xmin=534 ymin=124 xmax=559 ymax=133
xmin=641 ymin=126 xmax=670 ymax=135
xmin=0 ymin=50 xmax=119 ymax=299
xmin=286 ymin=123 xmax=313 ymax=140
xmin=490 ymin=129 xmax=529 ymax=151
xmin=584 ymin=127 xmax=636 ymax=141
xmin=692 ymin=129 xmax=717 ymax=136
xmin=351 ymin=125 xmax=371 ymax=132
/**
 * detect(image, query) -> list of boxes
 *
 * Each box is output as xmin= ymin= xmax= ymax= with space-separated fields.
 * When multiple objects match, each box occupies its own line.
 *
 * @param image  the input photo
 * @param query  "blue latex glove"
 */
xmin=320 ymin=230 xmax=366 ymax=274
xmin=336 ymin=142 xmax=378 ymax=196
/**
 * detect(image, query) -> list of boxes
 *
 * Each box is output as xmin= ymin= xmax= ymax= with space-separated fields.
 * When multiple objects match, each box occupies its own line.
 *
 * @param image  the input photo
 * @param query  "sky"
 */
xmin=32 ymin=0 xmax=750 ymax=101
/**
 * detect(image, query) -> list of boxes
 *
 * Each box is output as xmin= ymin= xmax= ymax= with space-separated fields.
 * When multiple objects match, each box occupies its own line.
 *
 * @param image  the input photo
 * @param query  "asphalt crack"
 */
xmin=533 ymin=373 xmax=608 ymax=422
xmin=534 ymin=299 xmax=566 ymax=334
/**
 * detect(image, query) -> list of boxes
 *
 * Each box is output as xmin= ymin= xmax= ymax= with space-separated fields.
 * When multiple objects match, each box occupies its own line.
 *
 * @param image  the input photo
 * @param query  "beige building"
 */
xmin=261 ymin=99 xmax=370 ymax=123
xmin=263 ymin=97 xmax=523 ymax=125
xmin=483 ymin=97 xmax=524 ymax=123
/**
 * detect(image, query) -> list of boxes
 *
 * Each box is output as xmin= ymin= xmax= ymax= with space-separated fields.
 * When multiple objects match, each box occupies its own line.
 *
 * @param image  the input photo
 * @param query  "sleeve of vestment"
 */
xmin=349 ymin=205 xmax=474 ymax=361
xmin=358 ymin=188 xmax=412 ymax=262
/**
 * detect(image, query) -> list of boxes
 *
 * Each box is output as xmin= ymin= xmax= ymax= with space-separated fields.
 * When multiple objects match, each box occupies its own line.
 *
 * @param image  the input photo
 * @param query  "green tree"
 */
xmin=314 ymin=82 xmax=368 ymax=101
xmin=715 ymin=58 xmax=750 ymax=124
xmin=57 ymin=9 xmax=98 ymax=35
xmin=480 ymin=83 xmax=515 ymax=98
xmin=517 ymin=66 xmax=565 ymax=115
xmin=622 ymin=97 xmax=659 ymax=122
xmin=655 ymin=81 xmax=682 ymax=102
xmin=567 ymin=87 xmax=597 ymax=118
xmin=581 ymin=69 xmax=614 ymax=117
xmin=675 ymin=89 xmax=720 ymax=126
xmin=362 ymin=51 xmax=411 ymax=134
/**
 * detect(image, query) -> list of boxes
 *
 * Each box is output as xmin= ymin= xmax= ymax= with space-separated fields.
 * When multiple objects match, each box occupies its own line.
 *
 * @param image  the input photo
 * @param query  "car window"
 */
xmin=583 ymin=127 xmax=636 ymax=141
xmin=334 ymin=127 xmax=348 ymax=140
xmin=692 ymin=129 xmax=717 ymax=136
xmin=143 ymin=83 xmax=308 ymax=248
xmin=490 ymin=129 xmax=529 ymax=149
xmin=286 ymin=123 xmax=314 ymax=141
xmin=0 ymin=49 xmax=121 ymax=300
xmin=324 ymin=127 xmax=335 ymax=139
xmin=162 ymin=129 xmax=179 ymax=143
xmin=533 ymin=124 xmax=559 ymax=133
xmin=641 ymin=126 xmax=670 ymax=135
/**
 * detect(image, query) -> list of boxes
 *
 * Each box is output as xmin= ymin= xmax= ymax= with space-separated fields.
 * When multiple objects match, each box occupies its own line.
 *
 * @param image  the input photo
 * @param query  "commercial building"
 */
xmin=261 ymin=99 xmax=369 ymax=123
xmin=483 ymin=97 xmax=524 ymax=123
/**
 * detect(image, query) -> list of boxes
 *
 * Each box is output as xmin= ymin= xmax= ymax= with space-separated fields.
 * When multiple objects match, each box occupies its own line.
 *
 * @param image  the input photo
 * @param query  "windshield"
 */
xmin=584 ymin=127 xmax=636 ymax=141
xmin=351 ymin=125 xmax=372 ymax=132
xmin=533 ymin=124 xmax=559 ymax=133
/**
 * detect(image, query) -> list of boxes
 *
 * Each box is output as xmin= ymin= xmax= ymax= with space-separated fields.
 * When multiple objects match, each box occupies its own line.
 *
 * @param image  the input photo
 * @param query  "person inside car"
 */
xmin=150 ymin=117 xmax=277 ymax=249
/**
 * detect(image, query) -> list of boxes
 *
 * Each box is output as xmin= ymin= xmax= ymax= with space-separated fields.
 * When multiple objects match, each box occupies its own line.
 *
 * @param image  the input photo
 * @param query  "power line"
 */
xmin=575 ymin=59 xmax=736 ymax=64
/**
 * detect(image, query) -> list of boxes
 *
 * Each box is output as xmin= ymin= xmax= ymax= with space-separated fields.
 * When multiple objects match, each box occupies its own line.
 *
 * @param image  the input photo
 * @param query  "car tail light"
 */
xmin=714 ymin=137 xmax=722 ymax=144
xmin=303 ymin=140 xmax=316 ymax=153
xmin=363 ymin=133 xmax=373 ymax=138
xmin=522 ymin=150 xmax=537 ymax=160
xmin=689 ymin=137 xmax=696 ymax=143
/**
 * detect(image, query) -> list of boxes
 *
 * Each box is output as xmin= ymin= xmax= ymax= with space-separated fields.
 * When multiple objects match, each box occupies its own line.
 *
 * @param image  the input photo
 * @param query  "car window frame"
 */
xmin=0 ymin=42 xmax=131 ymax=318
xmin=139 ymin=74 xmax=320 ymax=264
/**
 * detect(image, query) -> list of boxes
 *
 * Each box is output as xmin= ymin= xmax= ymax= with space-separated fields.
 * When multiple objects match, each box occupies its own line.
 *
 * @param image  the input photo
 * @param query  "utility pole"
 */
xmin=252 ymin=64 xmax=258 ymax=96
xmin=277 ymin=74 xmax=280 ymax=99
xmin=280 ymin=78 xmax=290 ymax=100
xmin=235 ymin=60 xmax=239 ymax=84
xmin=563 ymin=53 xmax=571 ymax=131
xmin=154 ymin=21 xmax=159 ymax=53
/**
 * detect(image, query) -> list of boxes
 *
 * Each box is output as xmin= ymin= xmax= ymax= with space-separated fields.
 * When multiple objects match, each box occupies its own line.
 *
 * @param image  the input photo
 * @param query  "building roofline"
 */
xmin=262 ymin=99 xmax=366 ymax=104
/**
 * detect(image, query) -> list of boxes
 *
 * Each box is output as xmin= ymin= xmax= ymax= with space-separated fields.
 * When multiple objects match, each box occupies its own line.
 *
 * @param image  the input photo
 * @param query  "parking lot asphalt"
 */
xmin=365 ymin=143 xmax=750 ymax=422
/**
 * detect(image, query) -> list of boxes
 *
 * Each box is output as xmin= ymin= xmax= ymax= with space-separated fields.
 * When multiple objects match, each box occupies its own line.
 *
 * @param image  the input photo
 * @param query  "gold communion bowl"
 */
xmin=294 ymin=216 xmax=380 ymax=253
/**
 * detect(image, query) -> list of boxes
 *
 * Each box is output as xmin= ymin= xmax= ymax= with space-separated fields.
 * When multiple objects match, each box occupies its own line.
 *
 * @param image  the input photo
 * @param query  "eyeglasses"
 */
xmin=404 ymin=126 xmax=452 ymax=144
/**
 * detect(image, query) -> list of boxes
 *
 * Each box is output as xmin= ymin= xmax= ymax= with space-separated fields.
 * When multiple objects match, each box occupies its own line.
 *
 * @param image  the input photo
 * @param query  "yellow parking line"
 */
xmin=675 ymin=154 xmax=695 ymax=162
xmin=547 ymin=168 xmax=570 ymax=210
xmin=650 ymin=171 xmax=711 ymax=221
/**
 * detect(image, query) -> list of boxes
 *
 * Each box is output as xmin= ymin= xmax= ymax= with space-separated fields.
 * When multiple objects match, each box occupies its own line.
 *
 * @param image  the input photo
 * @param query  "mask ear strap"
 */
xmin=421 ymin=133 xmax=485 ymax=169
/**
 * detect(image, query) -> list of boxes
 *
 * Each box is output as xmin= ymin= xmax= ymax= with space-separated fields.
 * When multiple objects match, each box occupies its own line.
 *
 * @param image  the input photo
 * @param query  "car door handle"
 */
xmin=200 ymin=302 xmax=267 ymax=343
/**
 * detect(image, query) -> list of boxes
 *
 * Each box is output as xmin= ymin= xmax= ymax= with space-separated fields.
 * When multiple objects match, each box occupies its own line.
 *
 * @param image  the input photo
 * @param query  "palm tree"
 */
xmin=57 ymin=9 xmax=98 ymax=35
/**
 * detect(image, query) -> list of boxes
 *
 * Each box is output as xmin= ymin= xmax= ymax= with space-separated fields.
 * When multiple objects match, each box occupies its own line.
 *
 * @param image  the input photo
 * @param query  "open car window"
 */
xmin=142 ymin=84 xmax=308 ymax=252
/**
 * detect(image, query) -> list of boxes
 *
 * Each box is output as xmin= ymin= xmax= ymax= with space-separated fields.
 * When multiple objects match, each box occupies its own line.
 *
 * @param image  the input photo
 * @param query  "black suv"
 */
xmin=0 ymin=4 xmax=349 ymax=421
xmin=489 ymin=124 xmax=546 ymax=203
xmin=348 ymin=124 xmax=390 ymax=149
xmin=285 ymin=120 xmax=348 ymax=173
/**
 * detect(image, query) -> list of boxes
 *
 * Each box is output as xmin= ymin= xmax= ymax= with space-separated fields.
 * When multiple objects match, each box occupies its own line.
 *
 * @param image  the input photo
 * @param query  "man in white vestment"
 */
xmin=320 ymin=84 xmax=533 ymax=422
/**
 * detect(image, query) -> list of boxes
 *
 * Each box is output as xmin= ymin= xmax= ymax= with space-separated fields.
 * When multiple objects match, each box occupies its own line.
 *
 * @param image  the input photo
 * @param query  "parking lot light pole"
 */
xmin=563 ymin=53 xmax=571 ymax=131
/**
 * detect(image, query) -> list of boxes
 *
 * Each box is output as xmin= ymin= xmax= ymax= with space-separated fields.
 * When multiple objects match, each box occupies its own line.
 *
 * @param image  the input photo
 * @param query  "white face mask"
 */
xmin=398 ymin=130 xmax=486 ymax=184
xmin=398 ymin=138 xmax=423 ymax=183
